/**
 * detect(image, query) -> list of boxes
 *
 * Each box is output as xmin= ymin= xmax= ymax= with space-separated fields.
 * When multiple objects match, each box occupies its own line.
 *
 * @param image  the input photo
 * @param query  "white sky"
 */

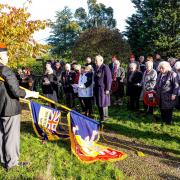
xmin=1 ymin=0 xmax=136 ymax=43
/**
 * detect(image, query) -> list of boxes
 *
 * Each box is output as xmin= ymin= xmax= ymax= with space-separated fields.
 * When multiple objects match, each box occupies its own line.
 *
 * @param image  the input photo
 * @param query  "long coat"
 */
xmin=126 ymin=71 xmax=143 ymax=97
xmin=140 ymin=69 xmax=157 ymax=100
xmin=94 ymin=64 xmax=112 ymax=107
xmin=156 ymin=71 xmax=179 ymax=109
xmin=61 ymin=70 xmax=75 ymax=93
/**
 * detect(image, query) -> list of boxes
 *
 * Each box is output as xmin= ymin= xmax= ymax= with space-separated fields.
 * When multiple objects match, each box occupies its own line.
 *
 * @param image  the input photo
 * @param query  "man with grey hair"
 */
xmin=94 ymin=55 xmax=112 ymax=123
xmin=0 ymin=43 xmax=39 ymax=170
xmin=168 ymin=57 xmax=177 ymax=70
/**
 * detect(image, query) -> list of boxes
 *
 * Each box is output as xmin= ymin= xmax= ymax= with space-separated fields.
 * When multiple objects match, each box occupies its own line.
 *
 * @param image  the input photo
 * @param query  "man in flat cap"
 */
xmin=0 ymin=43 xmax=39 ymax=170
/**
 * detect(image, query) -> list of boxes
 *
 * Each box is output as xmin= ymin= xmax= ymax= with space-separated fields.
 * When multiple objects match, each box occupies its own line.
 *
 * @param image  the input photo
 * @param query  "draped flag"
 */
xmin=30 ymin=101 xmax=69 ymax=140
xmin=68 ymin=110 xmax=127 ymax=163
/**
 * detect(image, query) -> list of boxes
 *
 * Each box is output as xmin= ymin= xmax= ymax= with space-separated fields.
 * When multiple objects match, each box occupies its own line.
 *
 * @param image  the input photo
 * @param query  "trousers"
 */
xmin=0 ymin=114 xmax=20 ymax=168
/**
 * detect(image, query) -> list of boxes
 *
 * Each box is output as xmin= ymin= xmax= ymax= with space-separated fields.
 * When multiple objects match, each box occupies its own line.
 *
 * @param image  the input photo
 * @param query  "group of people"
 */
xmin=41 ymin=56 xmax=112 ymax=121
xmin=0 ymin=42 xmax=180 ymax=171
xmin=19 ymin=53 xmax=179 ymax=126
xmin=126 ymin=54 xmax=179 ymax=125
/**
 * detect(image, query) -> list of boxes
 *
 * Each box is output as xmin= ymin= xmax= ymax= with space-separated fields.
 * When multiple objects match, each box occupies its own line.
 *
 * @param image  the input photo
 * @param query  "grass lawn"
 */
xmin=0 ymin=106 xmax=124 ymax=180
xmin=106 ymin=105 xmax=180 ymax=158
xmin=0 ymin=101 xmax=179 ymax=179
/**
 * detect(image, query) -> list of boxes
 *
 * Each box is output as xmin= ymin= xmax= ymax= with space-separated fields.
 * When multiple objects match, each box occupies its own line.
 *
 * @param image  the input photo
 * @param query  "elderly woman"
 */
xmin=174 ymin=61 xmax=180 ymax=109
xmin=127 ymin=63 xmax=143 ymax=111
xmin=156 ymin=61 xmax=179 ymax=124
xmin=141 ymin=61 xmax=157 ymax=114
xmin=111 ymin=60 xmax=125 ymax=105
xmin=78 ymin=65 xmax=93 ymax=116
xmin=42 ymin=63 xmax=58 ymax=103
xmin=61 ymin=63 xmax=76 ymax=108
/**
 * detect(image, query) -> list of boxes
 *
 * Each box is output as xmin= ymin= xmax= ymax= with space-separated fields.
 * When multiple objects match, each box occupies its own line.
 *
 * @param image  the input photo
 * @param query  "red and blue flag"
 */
xmin=30 ymin=101 xmax=69 ymax=140
xmin=68 ymin=110 xmax=127 ymax=163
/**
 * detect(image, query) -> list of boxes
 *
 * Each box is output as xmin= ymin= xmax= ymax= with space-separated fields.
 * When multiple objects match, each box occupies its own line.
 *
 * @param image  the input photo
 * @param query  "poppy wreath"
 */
xmin=111 ymin=80 xmax=119 ymax=93
xmin=144 ymin=90 xmax=159 ymax=107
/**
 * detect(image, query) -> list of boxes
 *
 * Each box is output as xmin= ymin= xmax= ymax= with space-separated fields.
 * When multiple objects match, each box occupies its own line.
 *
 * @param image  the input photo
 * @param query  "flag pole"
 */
xmin=0 ymin=77 xmax=71 ymax=111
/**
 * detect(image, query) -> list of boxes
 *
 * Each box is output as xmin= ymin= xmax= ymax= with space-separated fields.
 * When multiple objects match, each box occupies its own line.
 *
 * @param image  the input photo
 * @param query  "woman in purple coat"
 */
xmin=94 ymin=55 xmax=112 ymax=123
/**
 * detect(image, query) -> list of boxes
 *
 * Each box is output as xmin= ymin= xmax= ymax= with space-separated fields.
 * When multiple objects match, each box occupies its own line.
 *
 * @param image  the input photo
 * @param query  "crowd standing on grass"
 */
xmin=16 ymin=54 xmax=180 ymax=125
xmin=0 ymin=42 xmax=179 ymax=171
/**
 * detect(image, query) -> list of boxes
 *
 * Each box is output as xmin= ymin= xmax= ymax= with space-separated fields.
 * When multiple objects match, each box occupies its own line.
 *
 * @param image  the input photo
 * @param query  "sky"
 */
xmin=1 ymin=0 xmax=136 ymax=43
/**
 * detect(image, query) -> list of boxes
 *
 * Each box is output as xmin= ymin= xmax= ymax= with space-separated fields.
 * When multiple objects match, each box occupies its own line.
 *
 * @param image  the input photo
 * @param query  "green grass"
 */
xmin=105 ymin=103 xmax=180 ymax=158
xmin=0 ymin=100 xmax=179 ymax=179
xmin=0 ymin=119 xmax=124 ymax=180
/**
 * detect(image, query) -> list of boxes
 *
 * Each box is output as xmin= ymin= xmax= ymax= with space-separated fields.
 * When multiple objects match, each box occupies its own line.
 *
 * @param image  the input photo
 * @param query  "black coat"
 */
xmin=126 ymin=71 xmax=143 ymax=97
xmin=0 ymin=63 xmax=26 ymax=116
xmin=61 ymin=71 xmax=75 ymax=93
xmin=156 ymin=71 xmax=179 ymax=109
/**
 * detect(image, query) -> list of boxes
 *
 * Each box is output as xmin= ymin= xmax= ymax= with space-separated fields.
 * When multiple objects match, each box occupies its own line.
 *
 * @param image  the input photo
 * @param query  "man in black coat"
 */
xmin=0 ymin=44 xmax=39 ymax=170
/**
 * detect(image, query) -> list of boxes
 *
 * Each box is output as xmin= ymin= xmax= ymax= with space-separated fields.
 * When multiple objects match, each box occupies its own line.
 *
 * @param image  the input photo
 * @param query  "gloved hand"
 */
xmin=79 ymin=84 xmax=85 ymax=88
xmin=105 ymin=90 xmax=110 ymax=95
xmin=25 ymin=90 xmax=39 ymax=99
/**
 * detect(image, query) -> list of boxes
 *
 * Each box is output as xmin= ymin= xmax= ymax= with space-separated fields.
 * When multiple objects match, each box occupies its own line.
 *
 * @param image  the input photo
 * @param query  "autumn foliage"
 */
xmin=0 ymin=3 xmax=48 ymax=67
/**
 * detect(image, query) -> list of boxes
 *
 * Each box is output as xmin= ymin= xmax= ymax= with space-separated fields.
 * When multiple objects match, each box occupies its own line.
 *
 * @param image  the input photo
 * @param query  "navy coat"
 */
xmin=0 ymin=63 xmax=26 ymax=116
xmin=94 ymin=64 xmax=112 ymax=107
xmin=156 ymin=71 xmax=179 ymax=109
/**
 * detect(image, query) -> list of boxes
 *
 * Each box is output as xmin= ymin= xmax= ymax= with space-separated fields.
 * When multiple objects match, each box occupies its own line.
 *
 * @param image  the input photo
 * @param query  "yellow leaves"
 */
xmin=0 ymin=3 xmax=48 ymax=67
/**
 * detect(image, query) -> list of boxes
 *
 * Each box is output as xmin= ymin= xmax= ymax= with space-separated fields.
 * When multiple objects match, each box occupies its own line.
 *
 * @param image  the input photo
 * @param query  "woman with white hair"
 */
xmin=156 ymin=61 xmax=179 ymax=124
xmin=61 ymin=63 xmax=76 ymax=108
xmin=174 ymin=61 xmax=180 ymax=109
xmin=42 ymin=63 xmax=58 ymax=103
xmin=141 ymin=60 xmax=157 ymax=114
xmin=127 ymin=62 xmax=143 ymax=111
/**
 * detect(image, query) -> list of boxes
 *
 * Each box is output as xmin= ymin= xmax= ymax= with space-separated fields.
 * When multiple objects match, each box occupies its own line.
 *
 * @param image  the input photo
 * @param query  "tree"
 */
xmin=75 ymin=0 xmax=116 ymax=29
xmin=47 ymin=7 xmax=80 ymax=58
xmin=0 ymin=3 xmax=47 ymax=67
xmin=125 ymin=0 xmax=180 ymax=57
xmin=48 ymin=1 xmax=117 ymax=58
xmin=72 ymin=28 xmax=131 ymax=64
